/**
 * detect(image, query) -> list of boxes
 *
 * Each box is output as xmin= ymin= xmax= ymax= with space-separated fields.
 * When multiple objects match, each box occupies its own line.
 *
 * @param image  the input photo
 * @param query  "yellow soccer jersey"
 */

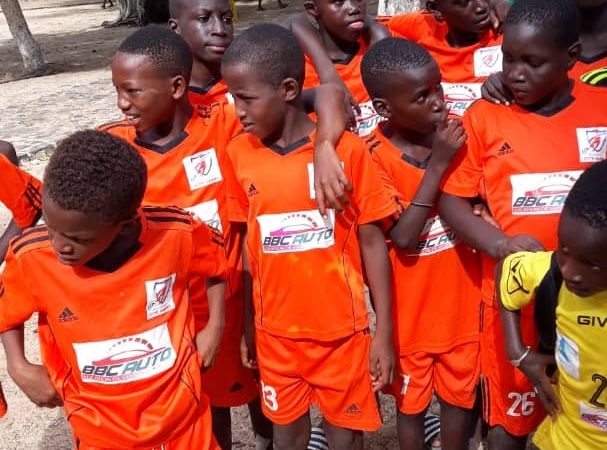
xmin=500 ymin=251 xmax=607 ymax=450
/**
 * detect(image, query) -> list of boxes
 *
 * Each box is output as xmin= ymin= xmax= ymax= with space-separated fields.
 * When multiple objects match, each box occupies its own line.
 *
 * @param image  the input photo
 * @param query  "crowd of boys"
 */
xmin=0 ymin=0 xmax=605 ymax=449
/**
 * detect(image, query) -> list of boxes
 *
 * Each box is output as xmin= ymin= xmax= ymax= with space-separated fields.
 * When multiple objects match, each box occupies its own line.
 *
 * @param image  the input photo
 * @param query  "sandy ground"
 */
xmin=0 ymin=1 xmax=407 ymax=448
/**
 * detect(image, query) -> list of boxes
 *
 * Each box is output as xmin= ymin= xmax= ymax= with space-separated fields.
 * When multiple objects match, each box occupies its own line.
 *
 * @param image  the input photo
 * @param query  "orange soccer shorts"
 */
xmin=255 ymin=328 xmax=381 ymax=432
xmin=391 ymin=341 xmax=480 ymax=414
xmin=202 ymin=295 xmax=259 ymax=407
xmin=480 ymin=302 xmax=546 ymax=437
xmin=75 ymin=402 xmax=220 ymax=450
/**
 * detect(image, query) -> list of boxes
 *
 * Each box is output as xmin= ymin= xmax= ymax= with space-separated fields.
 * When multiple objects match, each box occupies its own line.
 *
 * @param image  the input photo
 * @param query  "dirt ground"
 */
xmin=0 ymin=1 xmax=406 ymax=449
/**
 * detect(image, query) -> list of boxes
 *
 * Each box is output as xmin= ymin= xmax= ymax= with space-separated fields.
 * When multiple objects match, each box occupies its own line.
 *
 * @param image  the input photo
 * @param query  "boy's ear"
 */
xmin=304 ymin=1 xmax=319 ymax=19
xmin=170 ymin=74 xmax=189 ymax=100
xmin=168 ymin=19 xmax=180 ymax=33
xmin=281 ymin=78 xmax=300 ymax=102
xmin=426 ymin=0 xmax=444 ymax=22
xmin=372 ymin=98 xmax=391 ymax=120
xmin=566 ymin=41 xmax=581 ymax=71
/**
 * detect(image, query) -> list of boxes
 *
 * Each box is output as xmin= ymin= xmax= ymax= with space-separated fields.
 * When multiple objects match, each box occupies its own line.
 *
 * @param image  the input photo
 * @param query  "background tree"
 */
xmin=103 ymin=0 xmax=169 ymax=27
xmin=378 ymin=0 xmax=423 ymax=15
xmin=0 ymin=0 xmax=47 ymax=74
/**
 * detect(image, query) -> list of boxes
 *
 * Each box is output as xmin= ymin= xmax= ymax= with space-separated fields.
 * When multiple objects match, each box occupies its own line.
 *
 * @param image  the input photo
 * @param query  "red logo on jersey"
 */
xmin=154 ymin=279 xmax=171 ymax=304
xmin=190 ymin=153 xmax=213 ymax=176
xmin=587 ymin=129 xmax=607 ymax=153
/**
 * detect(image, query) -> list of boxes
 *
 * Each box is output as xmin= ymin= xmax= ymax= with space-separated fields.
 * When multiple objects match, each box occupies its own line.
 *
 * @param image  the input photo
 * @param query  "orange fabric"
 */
xmin=571 ymin=53 xmax=607 ymax=81
xmin=225 ymin=130 xmax=399 ymax=341
xmin=0 ymin=154 xmax=41 ymax=228
xmin=188 ymin=79 xmax=232 ymax=120
xmin=365 ymin=128 xmax=481 ymax=354
xmin=391 ymin=341 xmax=480 ymax=414
xmin=480 ymin=303 xmax=545 ymax=436
xmin=441 ymin=83 xmax=607 ymax=306
xmin=302 ymin=40 xmax=382 ymax=136
xmin=386 ymin=12 xmax=503 ymax=116
xmin=0 ymin=208 xmax=226 ymax=448
xmin=256 ymin=328 xmax=381 ymax=431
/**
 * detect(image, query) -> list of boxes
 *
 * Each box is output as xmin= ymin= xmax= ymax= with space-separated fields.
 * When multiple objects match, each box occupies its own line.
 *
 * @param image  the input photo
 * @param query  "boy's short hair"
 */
xmin=44 ymin=130 xmax=147 ymax=223
xmin=504 ymin=0 xmax=580 ymax=49
xmin=222 ymin=23 xmax=305 ymax=88
xmin=564 ymin=160 xmax=607 ymax=229
xmin=361 ymin=37 xmax=434 ymax=99
xmin=117 ymin=24 xmax=193 ymax=79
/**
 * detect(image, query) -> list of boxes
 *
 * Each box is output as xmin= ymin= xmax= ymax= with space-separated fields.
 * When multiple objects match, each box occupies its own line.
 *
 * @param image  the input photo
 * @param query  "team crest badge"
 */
xmin=576 ymin=127 xmax=607 ymax=162
xmin=473 ymin=46 xmax=503 ymax=77
xmin=145 ymin=274 xmax=176 ymax=320
xmin=183 ymin=148 xmax=223 ymax=190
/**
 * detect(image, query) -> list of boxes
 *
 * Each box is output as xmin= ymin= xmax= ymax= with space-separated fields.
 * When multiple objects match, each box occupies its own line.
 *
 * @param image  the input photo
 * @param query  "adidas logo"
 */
xmin=58 ymin=307 xmax=78 ymax=323
xmin=497 ymin=142 xmax=513 ymax=156
xmin=229 ymin=382 xmax=243 ymax=393
xmin=248 ymin=183 xmax=258 ymax=197
xmin=346 ymin=403 xmax=361 ymax=414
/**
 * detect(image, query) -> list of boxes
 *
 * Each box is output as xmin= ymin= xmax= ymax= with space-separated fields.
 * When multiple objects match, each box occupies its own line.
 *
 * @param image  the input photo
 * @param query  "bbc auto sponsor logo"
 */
xmin=510 ymin=171 xmax=582 ymax=215
xmin=183 ymin=148 xmax=223 ymax=190
xmin=408 ymin=216 xmax=457 ymax=256
xmin=576 ymin=127 xmax=607 ymax=163
xmin=257 ymin=209 xmax=335 ymax=254
xmin=355 ymin=101 xmax=383 ymax=137
xmin=73 ymin=323 xmax=176 ymax=385
xmin=442 ymin=83 xmax=481 ymax=117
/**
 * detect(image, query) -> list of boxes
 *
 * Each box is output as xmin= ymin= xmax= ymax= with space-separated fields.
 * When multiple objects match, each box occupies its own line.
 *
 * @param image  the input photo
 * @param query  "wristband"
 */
xmin=510 ymin=346 xmax=531 ymax=367
xmin=410 ymin=201 xmax=433 ymax=208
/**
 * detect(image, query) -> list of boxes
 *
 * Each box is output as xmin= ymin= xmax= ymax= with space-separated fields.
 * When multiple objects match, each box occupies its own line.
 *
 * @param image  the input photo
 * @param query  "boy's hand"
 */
xmin=195 ymin=321 xmax=224 ymax=369
xmin=9 ymin=362 xmax=62 ymax=408
xmin=519 ymin=351 xmax=562 ymax=418
xmin=240 ymin=325 xmax=258 ymax=370
xmin=473 ymin=203 xmax=500 ymax=229
xmin=369 ymin=332 xmax=395 ymax=392
xmin=489 ymin=0 xmax=511 ymax=33
xmin=494 ymin=234 xmax=544 ymax=259
xmin=314 ymin=140 xmax=353 ymax=216
xmin=431 ymin=113 xmax=467 ymax=169
xmin=481 ymin=72 xmax=513 ymax=106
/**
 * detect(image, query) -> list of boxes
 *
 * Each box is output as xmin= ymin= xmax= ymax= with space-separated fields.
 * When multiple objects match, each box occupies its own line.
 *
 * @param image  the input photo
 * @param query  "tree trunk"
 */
xmin=0 ymin=0 xmax=47 ymax=74
xmin=103 ymin=0 xmax=168 ymax=27
xmin=377 ymin=0 xmax=423 ymax=15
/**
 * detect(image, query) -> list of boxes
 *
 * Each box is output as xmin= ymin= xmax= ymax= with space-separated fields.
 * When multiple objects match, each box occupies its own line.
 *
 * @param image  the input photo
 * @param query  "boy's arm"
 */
xmin=389 ymin=116 xmax=466 ymax=249
xmin=359 ymin=223 xmax=394 ymax=392
xmin=481 ymin=72 xmax=513 ymax=106
xmin=195 ymin=276 xmax=226 ymax=369
xmin=1 ymin=327 xmax=61 ymax=408
xmin=364 ymin=16 xmax=391 ymax=45
xmin=0 ymin=219 xmax=22 ymax=263
xmin=239 ymin=226 xmax=257 ymax=370
xmin=496 ymin=255 xmax=562 ymax=417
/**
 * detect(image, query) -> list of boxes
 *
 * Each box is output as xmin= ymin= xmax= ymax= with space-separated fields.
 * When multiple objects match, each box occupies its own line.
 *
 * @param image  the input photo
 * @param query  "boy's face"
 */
xmin=502 ymin=23 xmax=576 ymax=107
xmin=43 ymin=195 xmax=125 ymax=267
xmin=169 ymin=0 xmax=233 ymax=66
xmin=557 ymin=212 xmax=607 ymax=297
xmin=430 ymin=0 xmax=491 ymax=35
xmin=307 ymin=0 xmax=367 ymax=43
xmin=111 ymin=52 xmax=182 ymax=134
xmin=374 ymin=62 xmax=445 ymax=134
xmin=222 ymin=63 xmax=291 ymax=141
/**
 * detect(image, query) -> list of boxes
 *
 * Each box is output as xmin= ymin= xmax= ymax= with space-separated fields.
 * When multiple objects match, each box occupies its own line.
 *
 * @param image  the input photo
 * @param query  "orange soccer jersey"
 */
xmin=188 ymin=79 xmax=232 ymax=119
xmin=385 ymin=11 xmax=503 ymax=116
xmin=302 ymin=40 xmax=381 ymax=136
xmin=365 ymin=128 xmax=481 ymax=354
xmin=442 ymin=83 xmax=607 ymax=304
xmin=226 ymin=131 xmax=399 ymax=341
xmin=0 ymin=208 xmax=226 ymax=448
xmin=571 ymin=53 xmax=607 ymax=82
xmin=0 ymin=154 xmax=41 ymax=229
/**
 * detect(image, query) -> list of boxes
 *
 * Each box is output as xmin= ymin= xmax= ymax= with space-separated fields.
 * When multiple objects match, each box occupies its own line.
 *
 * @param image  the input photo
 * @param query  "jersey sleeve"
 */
xmin=0 ymin=248 xmax=39 ymax=332
xmin=0 ymin=156 xmax=42 ymax=229
xmin=190 ymin=219 xmax=228 ymax=281
xmin=348 ymin=136 xmax=401 ymax=225
xmin=387 ymin=12 xmax=424 ymax=40
xmin=224 ymin=145 xmax=249 ymax=223
xmin=440 ymin=109 xmax=485 ymax=198
xmin=499 ymin=251 xmax=553 ymax=311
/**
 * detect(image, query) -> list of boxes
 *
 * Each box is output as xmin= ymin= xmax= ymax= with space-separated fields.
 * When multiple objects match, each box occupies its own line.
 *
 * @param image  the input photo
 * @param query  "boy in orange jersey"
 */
xmin=438 ymin=0 xmax=607 ymax=449
xmin=99 ymin=24 xmax=345 ymax=450
xmin=0 ymin=130 xmax=226 ymax=449
xmin=482 ymin=0 xmax=607 ymax=102
xmin=359 ymin=37 xmax=481 ymax=450
xmin=168 ymin=0 xmax=234 ymax=117
xmin=222 ymin=24 xmax=397 ymax=450
xmin=0 ymin=141 xmax=42 ymax=262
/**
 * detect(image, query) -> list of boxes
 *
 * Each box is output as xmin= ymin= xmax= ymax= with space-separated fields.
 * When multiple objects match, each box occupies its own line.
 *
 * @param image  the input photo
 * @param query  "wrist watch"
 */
xmin=510 ymin=346 xmax=532 ymax=367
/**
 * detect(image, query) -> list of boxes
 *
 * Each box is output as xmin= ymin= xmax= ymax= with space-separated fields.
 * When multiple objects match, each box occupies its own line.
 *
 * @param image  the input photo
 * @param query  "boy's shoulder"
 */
xmin=141 ymin=206 xmax=198 ymax=234
xmin=97 ymin=119 xmax=131 ymax=138
xmin=386 ymin=10 xmax=437 ymax=37
xmin=8 ymin=225 xmax=52 ymax=260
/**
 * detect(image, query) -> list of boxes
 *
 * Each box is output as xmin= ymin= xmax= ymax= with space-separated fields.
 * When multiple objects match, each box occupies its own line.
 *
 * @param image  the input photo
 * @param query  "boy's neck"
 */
xmin=137 ymin=100 xmax=193 ymax=146
xmin=190 ymin=59 xmax=222 ymax=90
xmin=85 ymin=218 xmax=142 ymax=273
xmin=446 ymin=28 xmax=481 ymax=48
xmin=382 ymin=122 xmax=434 ymax=163
xmin=524 ymin=80 xmax=574 ymax=117
xmin=318 ymin=26 xmax=360 ymax=62
xmin=579 ymin=4 xmax=607 ymax=59
xmin=262 ymin=101 xmax=315 ymax=150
